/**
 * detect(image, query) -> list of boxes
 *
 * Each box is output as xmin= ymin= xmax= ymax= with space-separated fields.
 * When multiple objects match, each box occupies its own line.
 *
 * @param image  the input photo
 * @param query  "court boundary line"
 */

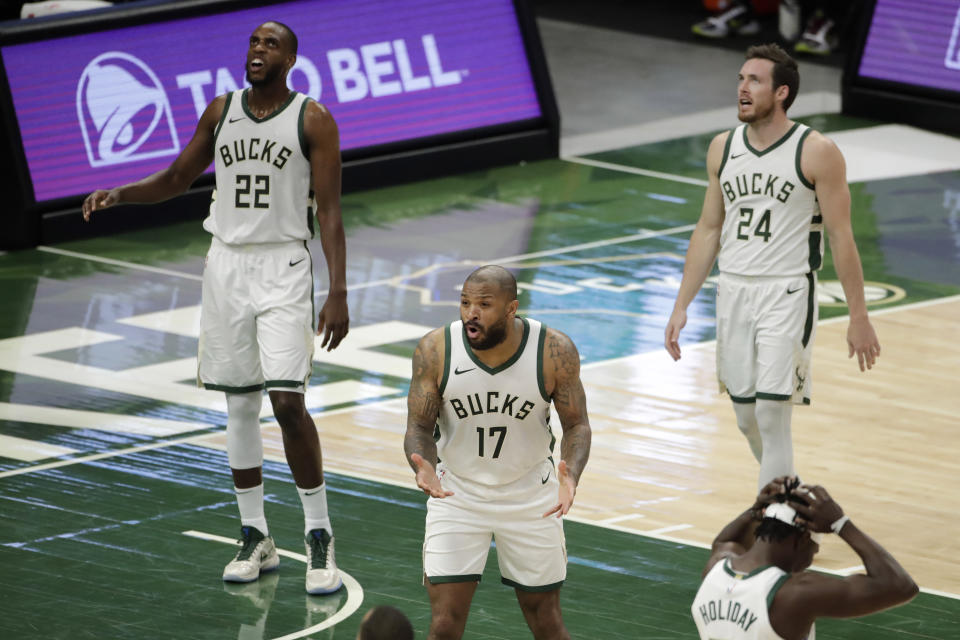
xmin=562 ymin=156 xmax=710 ymax=187
xmin=182 ymin=530 xmax=364 ymax=639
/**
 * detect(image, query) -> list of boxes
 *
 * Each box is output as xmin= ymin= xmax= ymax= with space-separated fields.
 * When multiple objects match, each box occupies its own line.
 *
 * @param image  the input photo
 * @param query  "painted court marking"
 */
xmin=182 ymin=530 xmax=364 ymax=640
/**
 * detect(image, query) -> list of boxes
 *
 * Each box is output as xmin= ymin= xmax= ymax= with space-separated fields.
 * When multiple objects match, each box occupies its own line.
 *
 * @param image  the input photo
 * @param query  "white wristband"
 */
xmin=831 ymin=515 xmax=850 ymax=534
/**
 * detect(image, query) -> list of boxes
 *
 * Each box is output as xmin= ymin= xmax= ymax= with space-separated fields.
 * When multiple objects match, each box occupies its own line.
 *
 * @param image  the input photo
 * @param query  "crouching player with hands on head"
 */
xmin=693 ymin=477 xmax=918 ymax=639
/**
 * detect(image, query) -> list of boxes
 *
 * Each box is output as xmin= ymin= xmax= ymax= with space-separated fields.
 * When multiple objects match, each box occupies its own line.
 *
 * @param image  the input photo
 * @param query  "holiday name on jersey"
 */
xmin=697 ymin=599 xmax=759 ymax=632
xmin=722 ymin=173 xmax=796 ymax=205
xmin=218 ymin=138 xmax=294 ymax=170
xmin=449 ymin=392 xmax=536 ymax=421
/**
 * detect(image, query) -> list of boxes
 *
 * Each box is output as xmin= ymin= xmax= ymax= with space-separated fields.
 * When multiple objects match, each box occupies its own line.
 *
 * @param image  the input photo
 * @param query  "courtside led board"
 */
xmin=0 ymin=0 xmax=542 ymax=201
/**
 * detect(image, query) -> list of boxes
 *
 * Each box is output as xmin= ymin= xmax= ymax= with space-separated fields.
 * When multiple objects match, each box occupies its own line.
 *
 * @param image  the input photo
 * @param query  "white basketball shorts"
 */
xmin=715 ymin=271 xmax=817 ymax=405
xmin=423 ymin=459 xmax=567 ymax=592
xmin=198 ymin=237 xmax=315 ymax=393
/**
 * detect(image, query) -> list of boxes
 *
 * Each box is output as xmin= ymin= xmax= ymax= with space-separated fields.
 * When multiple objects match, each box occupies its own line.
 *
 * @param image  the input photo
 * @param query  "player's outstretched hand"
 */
xmin=847 ymin=316 xmax=880 ymax=371
xmin=543 ymin=460 xmax=576 ymax=519
xmin=410 ymin=453 xmax=453 ymax=499
xmin=664 ymin=308 xmax=687 ymax=361
xmin=82 ymin=189 xmax=120 ymax=222
xmin=317 ymin=292 xmax=349 ymax=350
xmin=791 ymin=484 xmax=844 ymax=533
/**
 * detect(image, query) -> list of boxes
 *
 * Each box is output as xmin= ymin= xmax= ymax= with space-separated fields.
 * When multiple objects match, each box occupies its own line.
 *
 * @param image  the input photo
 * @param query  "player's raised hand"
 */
xmin=791 ymin=484 xmax=844 ymax=533
xmin=410 ymin=453 xmax=453 ymax=499
xmin=82 ymin=189 xmax=120 ymax=221
xmin=847 ymin=316 xmax=880 ymax=371
xmin=664 ymin=307 xmax=687 ymax=361
xmin=543 ymin=460 xmax=576 ymax=519
xmin=317 ymin=292 xmax=349 ymax=350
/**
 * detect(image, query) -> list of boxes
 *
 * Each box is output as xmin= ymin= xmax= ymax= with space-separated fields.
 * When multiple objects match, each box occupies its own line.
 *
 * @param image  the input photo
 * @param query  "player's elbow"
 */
xmin=874 ymin=573 xmax=919 ymax=610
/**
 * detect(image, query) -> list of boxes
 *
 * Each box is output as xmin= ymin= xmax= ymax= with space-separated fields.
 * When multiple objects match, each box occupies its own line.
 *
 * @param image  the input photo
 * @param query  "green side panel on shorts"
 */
xmin=802 ymin=272 xmax=815 ymax=347
xmin=212 ymin=91 xmax=233 ymax=144
xmin=427 ymin=574 xmax=482 ymax=584
xmin=438 ymin=323 xmax=451 ymax=396
xmin=203 ymin=382 xmax=264 ymax=393
xmin=536 ymin=321 xmax=549 ymax=402
xmin=305 ymin=240 xmax=316 ymax=332
xmin=501 ymin=576 xmax=564 ymax=592
xmin=264 ymin=380 xmax=305 ymax=389
xmin=756 ymin=392 xmax=791 ymax=402
xmin=729 ymin=394 xmax=756 ymax=404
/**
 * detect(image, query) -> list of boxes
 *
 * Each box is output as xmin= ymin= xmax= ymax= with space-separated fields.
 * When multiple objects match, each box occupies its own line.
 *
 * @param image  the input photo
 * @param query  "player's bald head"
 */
xmin=259 ymin=20 xmax=298 ymax=54
xmin=464 ymin=265 xmax=517 ymax=300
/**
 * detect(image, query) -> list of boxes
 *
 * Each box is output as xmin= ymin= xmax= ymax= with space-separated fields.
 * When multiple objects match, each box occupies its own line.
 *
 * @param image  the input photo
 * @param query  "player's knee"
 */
xmin=269 ymin=391 xmax=307 ymax=429
xmin=429 ymin=610 xmax=467 ymax=640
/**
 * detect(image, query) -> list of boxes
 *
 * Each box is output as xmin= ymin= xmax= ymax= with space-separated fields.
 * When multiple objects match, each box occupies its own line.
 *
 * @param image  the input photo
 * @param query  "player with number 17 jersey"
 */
xmin=204 ymin=88 xmax=314 ymax=245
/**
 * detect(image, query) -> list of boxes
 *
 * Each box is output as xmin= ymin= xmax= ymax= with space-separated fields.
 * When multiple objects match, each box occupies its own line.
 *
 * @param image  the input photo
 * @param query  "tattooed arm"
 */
xmin=404 ymin=328 xmax=452 ymax=498
xmin=543 ymin=328 xmax=591 ymax=518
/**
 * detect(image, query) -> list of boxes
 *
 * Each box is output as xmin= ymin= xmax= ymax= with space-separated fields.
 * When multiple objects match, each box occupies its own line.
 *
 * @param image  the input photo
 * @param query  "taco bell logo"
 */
xmin=76 ymin=52 xmax=180 ymax=167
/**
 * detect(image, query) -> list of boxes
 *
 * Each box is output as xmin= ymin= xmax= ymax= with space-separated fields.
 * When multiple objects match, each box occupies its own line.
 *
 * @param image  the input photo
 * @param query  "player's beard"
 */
xmin=246 ymin=64 xmax=283 ymax=87
xmin=465 ymin=316 xmax=509 ymax=351
xmin=738 ymin=99 xmax=774 ymax=123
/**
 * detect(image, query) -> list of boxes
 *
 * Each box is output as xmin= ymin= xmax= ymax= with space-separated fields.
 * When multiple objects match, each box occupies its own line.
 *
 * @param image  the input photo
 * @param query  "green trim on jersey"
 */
xmin=428 ymin=574 xmax=481 ymax=584
xmin=730 ymin=394 xmax=756 ymax=404
xmin=795 ymin=127 xmax=815 ymax=190
xmin=438 ymin=324 xmax=452 ymax=396
xmin=307 ymin=189 xmax=315 ymax=238
xmin=767 ymin=572 xmax=791 ymax=609
xmin=743 ymin=122 xmax=800 ymax=157
xmin=722 ymin=558 xmax=774 ymax=579
xmin=802 ymin=272 xmax=815 ymax=347
xmin=240 ymin=89 xmax=299 ymax=123
xmin=461 ymin=317 xmax=530 ymax=375
xmin=297 ymin=98 xmax=310 ymax=158
xmin=203 ymin=382 xmax=264 ymax=393
xmin=212 ymin=92 xmax=233 ymax=144
xmin=264 ymin=380 xmax=305 ymax=389
xmin=537 ymin=321 xmax=549 ymax=403
xmin=808 ymin=219 xmax=823 ymax=271
xmin=756 ymin=392 xmax=791 ymax=401
xmin=501 ymin=577 xmax=564 ymax=592
xmin=717 ymin=129 xmax=735 ymax=178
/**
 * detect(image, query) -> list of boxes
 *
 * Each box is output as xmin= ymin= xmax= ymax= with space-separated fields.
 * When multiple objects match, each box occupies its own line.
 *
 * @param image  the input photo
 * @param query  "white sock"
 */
xmin=732 ymin=401 xmax=763 ymax=464
xmin=297 ymin=483 xmax=332 ymax=536
xmin=235 ymin=483 xmax=268 ymax=536
xmin=756 ymin=399 xmax=796 ymax=489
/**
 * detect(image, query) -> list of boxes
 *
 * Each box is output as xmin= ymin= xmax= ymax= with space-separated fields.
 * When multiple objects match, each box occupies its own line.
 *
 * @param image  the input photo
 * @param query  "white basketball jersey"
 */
xmin=203 ymin=89 xmax=314 ymax=244
xmin=437 ymin=318 xmax=554 ymax=486
xmin=692 ymin=558 xmax=815 ymax=640
xmin=717 ymin=123 xmax=823 ymax=277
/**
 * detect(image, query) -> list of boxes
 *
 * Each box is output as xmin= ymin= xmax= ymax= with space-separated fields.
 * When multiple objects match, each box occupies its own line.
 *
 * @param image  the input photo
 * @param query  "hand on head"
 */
xmin=789 ymin=484 xmax=844 ymax=533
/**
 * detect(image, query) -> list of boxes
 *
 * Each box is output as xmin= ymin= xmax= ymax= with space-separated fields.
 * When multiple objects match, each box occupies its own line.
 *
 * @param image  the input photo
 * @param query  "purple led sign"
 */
xmin=1 ymin=0 xmax=542 ymax=201
xmin=858 ymin=0 xmax=960 ymax=92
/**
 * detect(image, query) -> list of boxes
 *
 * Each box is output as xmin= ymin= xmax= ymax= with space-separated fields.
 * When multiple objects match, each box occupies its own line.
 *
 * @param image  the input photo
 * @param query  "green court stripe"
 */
xmin=563 ymin=155 xmax=709 ymax=187
xmin=36 ymin=246 xmax=203 ymax=281
xmin=501 ymin=577 xmax=564 ymax=592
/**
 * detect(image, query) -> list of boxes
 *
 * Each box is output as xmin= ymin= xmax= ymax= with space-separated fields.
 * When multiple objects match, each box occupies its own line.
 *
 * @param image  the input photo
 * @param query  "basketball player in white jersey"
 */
xmin=404 ymin=265 xmax=592 ymax=640
xmin=664 ymin=44 xmax=881 ymax=489
xmin=82 ymin=22 xmax=347 ymax=594
xmin=693 ymin=477 xmax=917 ymax=640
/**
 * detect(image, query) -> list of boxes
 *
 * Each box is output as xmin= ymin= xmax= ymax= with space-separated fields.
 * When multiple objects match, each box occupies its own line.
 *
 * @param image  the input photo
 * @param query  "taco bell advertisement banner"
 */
xmin=1 ymin=0 xmax=542 ymax=201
